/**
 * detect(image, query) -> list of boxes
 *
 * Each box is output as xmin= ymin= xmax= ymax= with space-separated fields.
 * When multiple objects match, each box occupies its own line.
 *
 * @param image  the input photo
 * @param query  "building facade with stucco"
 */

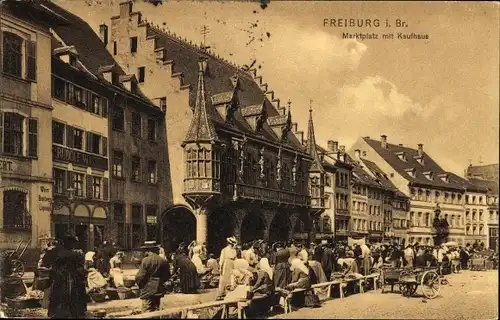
xmin=0 ymin=1 xmax=67 ymax=250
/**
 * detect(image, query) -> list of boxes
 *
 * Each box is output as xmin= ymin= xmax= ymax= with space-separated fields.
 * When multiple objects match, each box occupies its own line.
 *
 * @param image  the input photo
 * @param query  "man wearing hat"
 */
xmin=135 ymin=241 xmax=170 ymax=313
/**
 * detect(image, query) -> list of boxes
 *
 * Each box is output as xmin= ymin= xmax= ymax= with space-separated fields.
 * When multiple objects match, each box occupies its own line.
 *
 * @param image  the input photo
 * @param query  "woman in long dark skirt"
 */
xmin=273 ymin=243 xmax=291 ymax=289
xmin=173 ymin=249 xmax=200 ymax=294
xmin=47 ymin=235 xmax=87 ymax=319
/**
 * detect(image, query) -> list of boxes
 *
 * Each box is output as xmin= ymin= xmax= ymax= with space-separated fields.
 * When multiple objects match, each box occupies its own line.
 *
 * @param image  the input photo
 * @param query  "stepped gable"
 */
xmin=146 ymin=25 xmax=304 ymax=151
xmin=363 ymin=137 xmax=465 ymax=190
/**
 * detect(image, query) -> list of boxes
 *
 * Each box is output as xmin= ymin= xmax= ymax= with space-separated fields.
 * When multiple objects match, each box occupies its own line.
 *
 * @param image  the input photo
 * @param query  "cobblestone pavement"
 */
xmin=272 ymin=270 xmax=498 ymax=320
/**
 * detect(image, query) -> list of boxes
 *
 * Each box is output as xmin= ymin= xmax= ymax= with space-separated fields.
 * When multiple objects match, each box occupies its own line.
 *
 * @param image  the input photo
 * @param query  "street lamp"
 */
xmin=67 ymin=187 xmax=75 ymax=233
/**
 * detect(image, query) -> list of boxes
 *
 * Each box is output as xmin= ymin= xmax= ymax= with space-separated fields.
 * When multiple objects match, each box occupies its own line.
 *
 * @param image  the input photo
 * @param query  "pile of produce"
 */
xmin=87 ymin=287 xmax=106 ymax=295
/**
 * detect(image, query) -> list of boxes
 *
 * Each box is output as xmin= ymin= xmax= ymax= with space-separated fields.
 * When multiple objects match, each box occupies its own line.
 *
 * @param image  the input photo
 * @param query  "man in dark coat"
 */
xmin=136 ymin=241 xmax=171 ymax=313
xmin=321 ymin=243 xmax=335 ymax=281
xmin=95 ymin=241 xmax=112 ymax=276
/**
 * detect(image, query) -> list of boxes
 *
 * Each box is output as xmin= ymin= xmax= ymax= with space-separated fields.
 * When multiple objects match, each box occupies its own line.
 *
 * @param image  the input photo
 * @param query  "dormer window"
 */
xmin=416 ymin=156 xmax=424 ymax=165
xmin=405 ymin=167 xmax=416 ymax=178
xmin=423 ymin=171 xmax=434 ymax=181
xmin=439 ymin=173 xmax=449 ymax=183
xmin=396 ymin=152 xmax=407 ymax=162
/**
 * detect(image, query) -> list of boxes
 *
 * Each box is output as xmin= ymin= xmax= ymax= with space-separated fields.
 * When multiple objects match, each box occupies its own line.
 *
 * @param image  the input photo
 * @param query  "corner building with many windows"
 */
xmin=0 ymin=1 xmax=67 ymax=250
xmin=45 ymin=0 xmax=168 ymax=250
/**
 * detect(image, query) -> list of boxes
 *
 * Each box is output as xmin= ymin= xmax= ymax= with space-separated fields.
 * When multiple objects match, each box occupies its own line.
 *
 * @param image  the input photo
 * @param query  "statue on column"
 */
xmin=259 ymin=147 xmax=265 ymax=180
xmin=276 ymin=147 xmax=282 ymax=185
xmin=292 ymin=153 xmax=298 ymax=187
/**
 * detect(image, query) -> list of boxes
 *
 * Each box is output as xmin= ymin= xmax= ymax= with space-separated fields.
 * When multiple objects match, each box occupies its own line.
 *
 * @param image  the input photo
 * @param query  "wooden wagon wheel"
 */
xmin=10 ymin=259 xmax=25 ymax=278
xmin=420 ymin=270 xmax=441 ymax=299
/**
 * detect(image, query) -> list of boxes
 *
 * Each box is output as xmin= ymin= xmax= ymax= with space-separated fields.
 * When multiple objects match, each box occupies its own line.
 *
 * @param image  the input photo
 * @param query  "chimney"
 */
xmin=99 ymin=24 xmax=108 ymax=46
xmin=417 ymin=144 xmax=424 ymax=157
xmin=327 ymin=140 xmax=338 ymax=153
xmin=339 ymin=145 xmax=346 ymax=153
xmin=354 ymin=149 xmax=361 ymax=161
xmin=381 ymin=135 xmax=387 ymax=149
xmin=398 ymin=144 xmax=403 ymax=147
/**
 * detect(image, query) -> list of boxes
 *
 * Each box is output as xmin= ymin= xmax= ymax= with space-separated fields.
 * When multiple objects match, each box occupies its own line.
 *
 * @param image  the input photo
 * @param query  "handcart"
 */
xmin=6 ymin=240 xmax=31 ymax=277
xmin=379 ymin=265 xmax=441 ymax=299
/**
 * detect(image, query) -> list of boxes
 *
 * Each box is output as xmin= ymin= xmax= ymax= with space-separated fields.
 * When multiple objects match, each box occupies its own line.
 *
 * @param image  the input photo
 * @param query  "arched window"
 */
xmin=3 ymin=190 xmax=31 ymax=229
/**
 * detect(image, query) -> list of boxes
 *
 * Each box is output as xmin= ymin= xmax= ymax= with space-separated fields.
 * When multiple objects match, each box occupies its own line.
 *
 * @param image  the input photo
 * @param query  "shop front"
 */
xmin=0 ymin=156 xmax=52 ymax=249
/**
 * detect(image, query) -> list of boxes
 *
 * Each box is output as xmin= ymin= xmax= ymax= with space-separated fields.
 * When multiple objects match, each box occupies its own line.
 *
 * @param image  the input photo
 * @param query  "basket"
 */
xmin=131 ymin=286 xmax=140 ymax=297
xmin=90 ymin=292 xmax=107 ymax=303
xmin=105 ymin=288 xmax=119 ymax=300
xmin=199 ymin=279 xmax=210 ymax=289
xmin=5 ymin=297 xmax=41 ymax=309
xmin=123 ymin=278 xmax=136 ymax=288
xmin=117 ymin=287 xmax=134 ymax=300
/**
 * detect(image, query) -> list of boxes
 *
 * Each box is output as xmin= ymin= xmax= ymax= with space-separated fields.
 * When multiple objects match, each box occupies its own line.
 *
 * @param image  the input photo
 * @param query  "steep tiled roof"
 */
xmin=42 ymin=0 xmax=124 ymax=77
xmin=345 ymin=154 xmax=381 ymax=188
xmin=468 ymin=178 xmax=499 ymax=195
xmin=466 ymin=164 xmax=499 ymax=182
xmin=145 ymin=25 xmax=305 ymax=151
xmin=363 ymin=137 xmax=465 ymax=191
xmin=183 ymin=59 xmax=219 ymax=144
xmin=316 ymin=144 xmax=352 ymax=170
xmin=448 ymin=173 xmax=489 ymax=193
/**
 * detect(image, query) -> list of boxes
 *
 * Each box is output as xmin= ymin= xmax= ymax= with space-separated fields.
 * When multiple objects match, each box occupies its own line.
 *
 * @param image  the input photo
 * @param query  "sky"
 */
xmin=54 ymin=0 xmax=499 ymax=176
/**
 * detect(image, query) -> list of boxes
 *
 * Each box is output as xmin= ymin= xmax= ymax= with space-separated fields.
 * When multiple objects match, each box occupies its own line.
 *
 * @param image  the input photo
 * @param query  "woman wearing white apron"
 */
xmin=216 ymin=237 xmax=237 ymax=300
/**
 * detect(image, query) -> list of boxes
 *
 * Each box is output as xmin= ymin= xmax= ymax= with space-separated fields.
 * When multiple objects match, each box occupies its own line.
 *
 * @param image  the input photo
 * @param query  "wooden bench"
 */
xmin=124 ymin=298 xmax=244 ymax=319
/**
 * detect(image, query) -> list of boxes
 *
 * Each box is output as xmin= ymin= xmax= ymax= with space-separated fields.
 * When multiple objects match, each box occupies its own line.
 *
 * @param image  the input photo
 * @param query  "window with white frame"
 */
xmin=147 ymin=160 xmax=157 ymax=184
xmin=0 ymin=112 xmax=38 ymax=158
xmin=92 ymin=176 xmax=102 ymax=199
xmin=2 ymin=31 xmax=37 ymax=81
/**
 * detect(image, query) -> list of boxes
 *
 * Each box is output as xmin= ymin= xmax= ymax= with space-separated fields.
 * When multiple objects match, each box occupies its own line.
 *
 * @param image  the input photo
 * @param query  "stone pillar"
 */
xmin=196 ymin=207 xmax=208 ymax=245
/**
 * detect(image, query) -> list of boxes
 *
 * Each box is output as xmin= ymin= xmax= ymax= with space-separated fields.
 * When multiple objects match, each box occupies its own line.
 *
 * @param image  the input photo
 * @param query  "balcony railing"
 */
xmin=234 ymin=183 xmax=309 ymax=207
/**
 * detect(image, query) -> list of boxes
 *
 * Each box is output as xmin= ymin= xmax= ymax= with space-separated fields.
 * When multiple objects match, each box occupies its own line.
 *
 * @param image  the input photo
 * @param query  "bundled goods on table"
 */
xmin=5 ymin=292 xmax=43 ymax=309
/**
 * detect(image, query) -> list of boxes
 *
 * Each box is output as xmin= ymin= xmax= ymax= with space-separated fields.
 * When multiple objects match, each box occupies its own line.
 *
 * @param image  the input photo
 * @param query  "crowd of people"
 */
xmin=1 ymin=235 xmax=497 ymax=319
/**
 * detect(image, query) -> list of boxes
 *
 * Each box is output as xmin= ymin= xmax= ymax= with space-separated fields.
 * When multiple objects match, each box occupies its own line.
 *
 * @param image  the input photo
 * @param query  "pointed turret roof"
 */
xmin=305 ymin=102 xmax=324 ymax=173
xmin=183 ymin=57 xmax=219 ymax=144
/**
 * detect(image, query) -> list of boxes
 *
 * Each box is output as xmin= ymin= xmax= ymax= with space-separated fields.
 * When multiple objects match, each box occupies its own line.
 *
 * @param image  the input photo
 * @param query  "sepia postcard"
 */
xmin=0 ymin=0 xmax=498 ymax=318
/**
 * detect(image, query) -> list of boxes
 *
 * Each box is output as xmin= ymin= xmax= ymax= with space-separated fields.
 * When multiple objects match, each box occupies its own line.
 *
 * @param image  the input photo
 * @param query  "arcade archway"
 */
xmin=162 ymin=206 xmax=196 ymax=253
xmin=269 ymin=212 xmax=292 ymax=244
xmin=207 ymin=208 xmax=235 ymax=255
xmin=240 ymin=212 xmax=265 ymax=245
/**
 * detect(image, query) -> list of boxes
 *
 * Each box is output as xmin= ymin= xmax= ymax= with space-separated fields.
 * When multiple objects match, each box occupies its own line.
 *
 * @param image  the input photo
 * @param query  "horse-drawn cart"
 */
xmin=379 ymin=266 xmax=441 ymax=299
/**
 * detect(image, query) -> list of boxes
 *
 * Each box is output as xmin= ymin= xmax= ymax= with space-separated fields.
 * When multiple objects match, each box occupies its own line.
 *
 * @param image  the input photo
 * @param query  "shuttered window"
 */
xmin=26 ymin=41 xmax=37 ymax=81
xmin=102 ymin=178 xmax=109 ymax=201
xmin=28 ymin=118 xmax=38 ymax=157
xmin=86 ymin=175 xmax=93 ymax=199
xmin=102 ymin=137 xmax=108 ymax=157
